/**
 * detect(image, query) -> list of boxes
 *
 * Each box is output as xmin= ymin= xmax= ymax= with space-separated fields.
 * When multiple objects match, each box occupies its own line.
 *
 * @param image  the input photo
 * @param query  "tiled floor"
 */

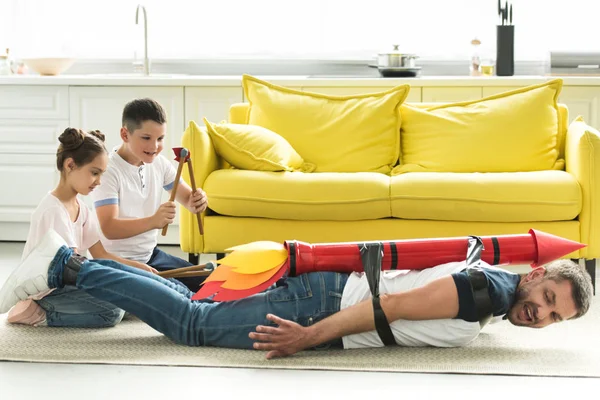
xmin=0 ymin=241 xmax=598 ymax=399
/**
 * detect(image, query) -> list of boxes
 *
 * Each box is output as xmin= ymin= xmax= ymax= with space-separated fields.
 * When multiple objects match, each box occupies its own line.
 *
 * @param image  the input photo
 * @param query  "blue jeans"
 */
xmin=36 ymin=286 xmax=125 ymax=328
xmin=48 ymin=246 xmax=347 ymax=349
xmin=147 ymin=247 xmax=206 ymax=292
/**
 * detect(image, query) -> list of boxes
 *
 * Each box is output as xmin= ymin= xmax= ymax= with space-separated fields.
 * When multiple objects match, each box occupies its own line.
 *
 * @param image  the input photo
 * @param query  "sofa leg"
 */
xmin=188 ymin=253 xmax=199 ymax=265
xmin=585 ymin=259 xmax=596 ymax=296
xmin=216 ymin=253 xmax=225 ymax=260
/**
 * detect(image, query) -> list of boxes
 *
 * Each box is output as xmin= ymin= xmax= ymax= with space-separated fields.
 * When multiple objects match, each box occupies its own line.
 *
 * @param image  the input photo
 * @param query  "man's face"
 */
xmin=121 ymin=120 xmax=166 ymax=165
xmin=506 ymin=268 xmax=578 ymax=328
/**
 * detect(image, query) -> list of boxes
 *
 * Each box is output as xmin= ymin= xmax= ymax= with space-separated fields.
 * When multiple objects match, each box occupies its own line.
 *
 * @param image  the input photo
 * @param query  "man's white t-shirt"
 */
xmin=22 ymin=193 xmax=101 ymax=260
xmin=90 ymin=148 xmax=177 ymax=262
xmin=340 ymin=261 xmax=482 ymax=349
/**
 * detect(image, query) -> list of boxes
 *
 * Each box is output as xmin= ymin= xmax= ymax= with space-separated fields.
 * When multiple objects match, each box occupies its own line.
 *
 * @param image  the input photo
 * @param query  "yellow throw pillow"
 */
xmin=203 ymin=117 xmax=315 ymax=172
xmin=393 ymin=79 xmax=564 ymax=175
xmin=242 ymin=74 xmax=410 ymax=173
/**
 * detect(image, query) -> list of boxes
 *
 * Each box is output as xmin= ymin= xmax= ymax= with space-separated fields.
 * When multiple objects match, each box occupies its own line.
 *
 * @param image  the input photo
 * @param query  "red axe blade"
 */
xmin=173 ymin=147 xmax=190 ymax=162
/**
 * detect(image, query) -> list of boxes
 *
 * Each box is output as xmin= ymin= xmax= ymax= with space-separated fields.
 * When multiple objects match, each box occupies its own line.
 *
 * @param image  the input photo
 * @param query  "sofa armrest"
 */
xmin=179 ymin=121 xmax=222 ymax=254
xmin=565 ymin=116 xmax=600 ymax=258
xmin=229 ymin=103 xmax=249 ymax=124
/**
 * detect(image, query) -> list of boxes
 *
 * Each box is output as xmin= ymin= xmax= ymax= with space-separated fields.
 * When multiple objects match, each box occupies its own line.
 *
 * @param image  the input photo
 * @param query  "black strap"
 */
xmin=288 ymin=241 xmax=297 ymax=276
xmin=360 ymin=242 xmax=396 ymax=346
xmin=389 ymin=242 xmax=398 ymax=270
xmin=491 ymin=237 xmax=500 ymax=265
xmin=466 ymin=236 xmax=494 ymax=327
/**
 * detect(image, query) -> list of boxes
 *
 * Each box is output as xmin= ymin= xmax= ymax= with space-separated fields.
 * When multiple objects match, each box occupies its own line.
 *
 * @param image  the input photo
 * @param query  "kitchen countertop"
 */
xmin=1 ymin=74 xmax=600 ymax=86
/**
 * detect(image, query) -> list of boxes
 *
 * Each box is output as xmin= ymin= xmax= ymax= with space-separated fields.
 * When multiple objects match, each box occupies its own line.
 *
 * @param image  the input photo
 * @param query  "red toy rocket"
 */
xmin=192 ymin=229 xmax=585 ymax=302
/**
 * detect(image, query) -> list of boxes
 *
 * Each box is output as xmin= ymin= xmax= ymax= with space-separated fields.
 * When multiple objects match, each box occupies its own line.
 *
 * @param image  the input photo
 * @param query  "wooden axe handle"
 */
xmin=157 ymin=263 xmax=208 ymax=278
xmin=161 ymin=157 xmax=186 ymax=236
xmin=187 ymin=159 xmax=204 ymax=235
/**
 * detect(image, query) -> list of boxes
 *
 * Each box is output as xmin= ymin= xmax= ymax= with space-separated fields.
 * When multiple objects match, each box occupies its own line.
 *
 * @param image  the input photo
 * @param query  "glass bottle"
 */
xmin=470 ymin=38 xmax=481 ymax=76
xmin=0 ymin=48 xmax=12 ymax=76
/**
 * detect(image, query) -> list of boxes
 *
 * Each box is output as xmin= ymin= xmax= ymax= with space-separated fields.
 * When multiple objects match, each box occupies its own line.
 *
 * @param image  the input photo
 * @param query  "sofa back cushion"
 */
xmin=242 ymin=74 xmax=410 ymax=173
xmin=393 ymin=79 xmax=565 ymax=175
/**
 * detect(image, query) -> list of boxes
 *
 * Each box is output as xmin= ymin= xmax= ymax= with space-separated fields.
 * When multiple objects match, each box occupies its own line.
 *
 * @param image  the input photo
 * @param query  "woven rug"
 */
xmin=1 ymin=296 xmax=599 ymax=378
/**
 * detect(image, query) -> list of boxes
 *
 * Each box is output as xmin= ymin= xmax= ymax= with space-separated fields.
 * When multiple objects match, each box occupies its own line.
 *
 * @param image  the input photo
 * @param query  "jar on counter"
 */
xmin=470 ymin=38 xmax=481 ymax=76
xmin=0 ymin=51 xmax=12 ymax=75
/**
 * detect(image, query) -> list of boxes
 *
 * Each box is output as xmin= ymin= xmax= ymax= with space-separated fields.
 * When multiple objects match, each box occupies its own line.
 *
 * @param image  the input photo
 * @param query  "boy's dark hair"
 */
xmin=57 ymin=128 xmax=106 ymax=172
xmin=122 ymin=98 xmax=167 ymax=133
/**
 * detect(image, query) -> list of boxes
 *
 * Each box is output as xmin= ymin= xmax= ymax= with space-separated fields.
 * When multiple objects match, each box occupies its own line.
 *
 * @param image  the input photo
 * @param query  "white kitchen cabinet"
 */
xmin=422 ymin=87 xmax=483 ymax=102
xmin=300 ymin=86 xmax=422 ymax=102
xmin=558 ymin=86 xmax=600 ymax=127
xmin=69 ymin=86 xmax=185 ymax=244
xmin=0 ymin=86 xmax=68 ymax=119
xmin=0 ymin=86 xmax=70 ymax=241
xmin=184 ymin=87 xmax=243 ymax=126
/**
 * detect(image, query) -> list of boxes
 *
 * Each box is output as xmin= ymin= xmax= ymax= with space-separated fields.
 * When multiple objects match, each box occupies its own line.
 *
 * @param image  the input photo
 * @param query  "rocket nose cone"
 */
xmin=529 ymin=229 xmax=587 ymax=267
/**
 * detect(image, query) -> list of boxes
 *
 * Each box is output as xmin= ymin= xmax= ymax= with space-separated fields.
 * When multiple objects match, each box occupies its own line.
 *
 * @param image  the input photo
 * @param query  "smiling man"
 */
xmin=0 ymin=230 xmax=593 ymax=359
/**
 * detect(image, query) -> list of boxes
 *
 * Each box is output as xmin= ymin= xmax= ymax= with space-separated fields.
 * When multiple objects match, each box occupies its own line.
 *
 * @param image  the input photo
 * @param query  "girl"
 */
xmin=7 ymin=127 xmax=158 ymax=327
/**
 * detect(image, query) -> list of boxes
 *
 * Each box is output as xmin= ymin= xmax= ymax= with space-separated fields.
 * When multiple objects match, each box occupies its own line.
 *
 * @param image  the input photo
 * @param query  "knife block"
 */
xmin=496 ymin=25 xmax=514 ymax=76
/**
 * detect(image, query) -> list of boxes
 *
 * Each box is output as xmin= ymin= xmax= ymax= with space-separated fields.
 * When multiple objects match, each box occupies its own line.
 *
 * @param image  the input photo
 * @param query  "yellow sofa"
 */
xmin=179 ymin=77 xmax=599 ymax=286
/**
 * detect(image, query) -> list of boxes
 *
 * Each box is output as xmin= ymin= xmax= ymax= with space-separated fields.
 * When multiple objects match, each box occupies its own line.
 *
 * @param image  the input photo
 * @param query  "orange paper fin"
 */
xmin=221 ymin=262 xmax=285 ymax=290
xmin=191 ymin=280 xmax=224 ymax=300
xmin=202 ymin=265 xmax=238 ymax=284
xmin=211 ymin=265 xmax=287 ymax=302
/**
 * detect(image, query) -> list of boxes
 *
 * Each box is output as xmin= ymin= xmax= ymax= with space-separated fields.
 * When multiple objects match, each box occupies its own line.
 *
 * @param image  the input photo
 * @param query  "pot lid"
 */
xmin=378 ymin=44 xmax=417 ymax=57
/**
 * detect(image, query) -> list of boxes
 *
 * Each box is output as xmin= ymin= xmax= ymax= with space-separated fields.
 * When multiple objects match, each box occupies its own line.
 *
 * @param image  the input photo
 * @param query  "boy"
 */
xmin=91 ymin=98 xmax=208 ymax=291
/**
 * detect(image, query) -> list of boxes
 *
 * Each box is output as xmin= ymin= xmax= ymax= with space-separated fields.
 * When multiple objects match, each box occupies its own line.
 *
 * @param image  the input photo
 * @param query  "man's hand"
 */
xmin=187 ymin=189 xmax=208 ymax=214
xmin=249 ymin=314 xmax=314 ymax=359
xmin=152 ymin=201 xmax=176 ymax=229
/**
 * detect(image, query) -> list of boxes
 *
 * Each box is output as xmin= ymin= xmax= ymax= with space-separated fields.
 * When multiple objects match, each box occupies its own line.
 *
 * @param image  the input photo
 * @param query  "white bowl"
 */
xmin=22 ymin=58 xmax=75 ymax=76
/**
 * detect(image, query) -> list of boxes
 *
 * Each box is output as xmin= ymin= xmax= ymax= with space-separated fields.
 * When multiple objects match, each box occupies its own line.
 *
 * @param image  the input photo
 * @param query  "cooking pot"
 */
xmin=377 ymin=45 xmax=418 ymax=68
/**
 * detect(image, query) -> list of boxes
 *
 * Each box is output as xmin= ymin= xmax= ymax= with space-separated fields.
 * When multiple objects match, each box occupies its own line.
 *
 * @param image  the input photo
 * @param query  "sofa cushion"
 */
xmin=394 ymin=79 xmax=564 ymax=174
xmin=204 ymin=169 xmax=391 ymax=220
xmin=242 ymin=74 xmax=409 ymax=174
xmin=203 ymin=118 xmax=316 ymax=172
xmin=390 ymin=170 xmax=581 ymax=222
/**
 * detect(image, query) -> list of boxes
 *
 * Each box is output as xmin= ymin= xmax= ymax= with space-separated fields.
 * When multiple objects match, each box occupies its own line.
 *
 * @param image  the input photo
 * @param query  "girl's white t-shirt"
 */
xmin=22 ymin=193 xmax=101 ymax=260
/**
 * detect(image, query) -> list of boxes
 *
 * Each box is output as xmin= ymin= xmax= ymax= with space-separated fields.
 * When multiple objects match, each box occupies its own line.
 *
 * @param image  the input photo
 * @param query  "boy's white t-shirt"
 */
xmin=90 ymin=148 xmax=177 ymax=262
xmin=22 ymin=193 xmax=101 ymax=260
xmin=340 ymin=261 xmax=482 ymax=349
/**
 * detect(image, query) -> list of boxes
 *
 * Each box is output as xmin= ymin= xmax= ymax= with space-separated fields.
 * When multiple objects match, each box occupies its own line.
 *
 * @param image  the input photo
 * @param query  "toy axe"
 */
xmin=162 ymin=147 xmax=205 ymax=236
xmin=161 ymin=147 xmax=189 ymax=236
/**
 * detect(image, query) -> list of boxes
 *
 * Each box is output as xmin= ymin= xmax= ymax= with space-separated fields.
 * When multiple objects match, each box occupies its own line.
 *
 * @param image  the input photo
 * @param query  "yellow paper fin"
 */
xmin=225 ymin=241 xmax=284 ymax=252
xmin=218 ymin=248 xmax=287 ymax=274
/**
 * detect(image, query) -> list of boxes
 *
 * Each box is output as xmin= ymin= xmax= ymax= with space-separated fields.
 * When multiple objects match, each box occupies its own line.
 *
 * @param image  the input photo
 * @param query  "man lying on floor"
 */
xmin=0 ymin=230 xmax=593 ymax=359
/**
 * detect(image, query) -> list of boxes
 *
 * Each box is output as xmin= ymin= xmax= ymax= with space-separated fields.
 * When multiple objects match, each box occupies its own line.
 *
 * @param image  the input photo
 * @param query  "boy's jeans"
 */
xmin=147 ymin=246 xmax=206 ymax=292
xmin=49 ymin=246 xmax=347 ymax=349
